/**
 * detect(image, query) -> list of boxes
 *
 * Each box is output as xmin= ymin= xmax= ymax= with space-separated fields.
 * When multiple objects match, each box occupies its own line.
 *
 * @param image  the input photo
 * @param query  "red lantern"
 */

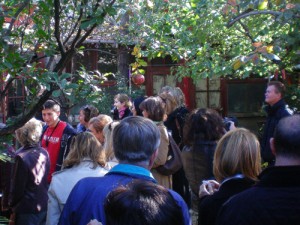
xmin=131 ymin=74 xmax=145 ymax=85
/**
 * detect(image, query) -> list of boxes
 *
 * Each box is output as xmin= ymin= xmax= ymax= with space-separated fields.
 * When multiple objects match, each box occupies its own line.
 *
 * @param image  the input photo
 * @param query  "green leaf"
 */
xmin=60 ymin=79 xmax=67 ymax=89
xmin=105 ymin=6 xmax=117 ymax=16
xmin=80 ymin=19 xmax=96 ymax=29
xmin=65 ymin=83 xmax=79 ymax=89
xmin=59 ymin=73 xmax=72 ymax=81
xmin=3 ymin=62 xmax=13 ymax=69
xmin=52 ymin=90 xmax=61 ymax=97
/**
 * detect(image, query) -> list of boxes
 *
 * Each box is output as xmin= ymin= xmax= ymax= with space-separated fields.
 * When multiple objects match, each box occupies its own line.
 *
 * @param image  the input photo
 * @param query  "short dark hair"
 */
xmin=104 ymin=180 xmax=185 ymax=225
xmin=113 ymin=116 xmax=160 ymax=163
xmin=139 ymin=96 xmax=165 ymax=121
xmin=274 ymin=115 xmax=300 ymax=158
xmin=133 ymin=96 xmax=147 ymax=116
xmin=43 ymin=100 xmax=61 ymax=112
xmin=268 ymin=81 xmax=286 ymax=98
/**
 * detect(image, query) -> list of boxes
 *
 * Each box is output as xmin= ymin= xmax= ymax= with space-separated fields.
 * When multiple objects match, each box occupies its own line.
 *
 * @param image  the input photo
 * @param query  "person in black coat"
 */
xmin=181 ymin=108 xmax=225 ymax=213
xmin=261 ymin=81 xmax=293 ymax=166
xmin=198 ymin=128 xmax=261 ymax=225
xmin=216 ymin=115 xmax=300 ymax=225
xmin=112 ymin=94 xmax=132 ymax=120
xmin=9 ymin=118 xmax=50 ymax=225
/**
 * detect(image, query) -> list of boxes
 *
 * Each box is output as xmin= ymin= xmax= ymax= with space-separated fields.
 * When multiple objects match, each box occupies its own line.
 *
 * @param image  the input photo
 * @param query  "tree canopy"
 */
xmin=125 ymin=0 xmax=300 ymax=80
xmin=0 ymin=0 xmax=121 ymax=142
xmin=0 ymin=0 xmax=299 ymax=149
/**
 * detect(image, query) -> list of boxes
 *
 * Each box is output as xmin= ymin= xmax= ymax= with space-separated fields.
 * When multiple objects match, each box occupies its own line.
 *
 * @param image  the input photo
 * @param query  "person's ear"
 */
xmin=270 ymin=138 xmax=276 ymax=156
xmin=148 ymin=149 xmax=159 ymax=169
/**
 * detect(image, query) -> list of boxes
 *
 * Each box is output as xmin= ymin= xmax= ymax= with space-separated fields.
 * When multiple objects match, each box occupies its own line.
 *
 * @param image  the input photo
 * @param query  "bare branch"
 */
xmin=46 ymin=56 xmax=55 ymax=70
xmin=63 ymin=7 xmax=83 ymax=45
xmin=227 ymin=10 xmax=281 ymax=28
xmin=237 ymin=21 xmax=255 ymax=43
xmin=4 ymin=0 xmax=31 ymax=37
xmin=76 ymin=0 xmax=117 ymax=48
xmin=54 ymin=0 xmax=116 ymax=74
xmin=54 ymin=0 xmax=66 ymax=55
xmin=0 ymin=90 xmax=53 ymax=135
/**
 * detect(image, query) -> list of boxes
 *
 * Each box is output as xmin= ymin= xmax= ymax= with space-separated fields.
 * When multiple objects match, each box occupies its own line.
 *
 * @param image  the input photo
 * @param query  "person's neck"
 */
xmin=275 ymin=156 xmax=300 ymax=166
xmin=118 ymin=106 xmax=126 ymax=111
xmin=269 ymin=98 xmax=282 ymax=107
xmin=50 ymin=120 xmax=60 ymax=128
xmin=119 ymin=161 xmax=150 ymax=170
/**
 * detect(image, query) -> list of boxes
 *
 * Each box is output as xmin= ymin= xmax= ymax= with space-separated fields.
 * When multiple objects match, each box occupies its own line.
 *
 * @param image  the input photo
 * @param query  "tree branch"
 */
xmin=237 ymin=21 xmax=255 ymax=43
xmin=54 ymin=0 xmax=66 ymax=55
xmin=4 ymin=0 xmax=31 ymax=37
xmin=0 ymin=90 xmax=53 ymax=135
xmin=227 ymin=10 xmax=281 ymax=28
xmin=63 ymin=7 xmax=83 ymax=45
xmin=76 ymin=0 xmax=117 ymax=48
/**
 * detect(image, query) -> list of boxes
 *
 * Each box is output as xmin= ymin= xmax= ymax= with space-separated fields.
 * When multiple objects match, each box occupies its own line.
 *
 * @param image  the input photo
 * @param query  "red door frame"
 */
xmin=145 ymin=65 xmax=196 ymax=110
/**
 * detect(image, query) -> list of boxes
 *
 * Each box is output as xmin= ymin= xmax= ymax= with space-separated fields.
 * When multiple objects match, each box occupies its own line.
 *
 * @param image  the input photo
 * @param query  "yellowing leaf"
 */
xmin=266 ymin=45 xmax=273 ymax=53
xmin=132 ymin=46 xmax=140 ymax=56
xmin=258 ymin=0 xmax=268 ymax=10
xmin=233 ymin=59 xmax=242 ymax=70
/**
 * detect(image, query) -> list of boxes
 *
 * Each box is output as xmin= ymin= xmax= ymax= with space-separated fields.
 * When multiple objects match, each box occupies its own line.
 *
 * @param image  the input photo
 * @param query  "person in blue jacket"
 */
xmin=58 ymin=116 xmax=191 ymax=225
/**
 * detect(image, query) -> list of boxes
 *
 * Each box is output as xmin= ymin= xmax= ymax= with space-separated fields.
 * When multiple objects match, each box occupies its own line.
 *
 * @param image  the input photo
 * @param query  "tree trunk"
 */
xmin=117 ymin=12 xmax=130 ymax=83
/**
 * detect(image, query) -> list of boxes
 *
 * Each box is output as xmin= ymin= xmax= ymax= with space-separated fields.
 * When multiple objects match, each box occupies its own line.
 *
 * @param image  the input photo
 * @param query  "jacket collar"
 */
xmin=258 ymin=165 xmax=300 ymax=187
xmin=265 ymin=99 xmax=286 ymax=115
xmin=108 ymin=164 xmax=156 ymax=182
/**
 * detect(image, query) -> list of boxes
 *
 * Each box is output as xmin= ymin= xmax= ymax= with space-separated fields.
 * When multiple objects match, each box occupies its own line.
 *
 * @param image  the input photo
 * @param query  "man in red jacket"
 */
xmin=41 ymin=100 xmax=77 ymax=183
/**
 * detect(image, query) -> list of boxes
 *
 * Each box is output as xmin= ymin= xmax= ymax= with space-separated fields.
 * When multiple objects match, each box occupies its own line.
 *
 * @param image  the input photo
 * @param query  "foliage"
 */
xmin=1 ymin=0 xmax=299 ymax=152
xmin=0 ymin=0 xmax=124 ymax=153
xmin=125 ymin=0 xmax=300 ymax=80
xmin=285 ymin=82 xmax=300 ymax=112
xmin=0 ymin=216 xmax=9 ymax=224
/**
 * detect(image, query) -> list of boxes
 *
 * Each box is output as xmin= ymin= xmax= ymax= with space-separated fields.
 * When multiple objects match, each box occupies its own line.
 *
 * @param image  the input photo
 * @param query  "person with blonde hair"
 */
xmin=88 ymin=114 xmax=113 ymax=144
xmin=160 ymin=87 xmax=191 ymax=208
xmin=112 ymin=94 xmax=132 ymax=120
xmin=59 ymin=116 xmax=191 ymax=225
xmin=159 ymin=92 xmax=177 ymax=116
xmin=46 ymin=132 xmax=108 ymax=225
xmin=217 ymin=115 xmax=300 ymax=225
xmin=198 ymin=128 xmax=261 ymax=225
xmin=102 ymin=121 xmax=120 ymax=168
xmin=9 ymin=118 xmax=50 ymax=225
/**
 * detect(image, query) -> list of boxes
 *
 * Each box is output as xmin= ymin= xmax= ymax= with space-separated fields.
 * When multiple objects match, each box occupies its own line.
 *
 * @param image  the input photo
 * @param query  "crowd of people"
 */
xmin=1 ymin=81 xmax=300 ymax=225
